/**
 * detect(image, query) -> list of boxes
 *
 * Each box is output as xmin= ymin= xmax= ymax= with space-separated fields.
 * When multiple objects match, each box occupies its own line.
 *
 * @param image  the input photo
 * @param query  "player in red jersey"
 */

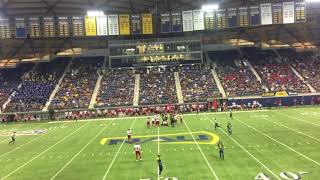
xmin=127 ymin=129 xmax=132 ymax=143
xmin=147 ymin=116 xmax=151 ymax=128
xmin=134 ymin=142 xmax=142 ymax=161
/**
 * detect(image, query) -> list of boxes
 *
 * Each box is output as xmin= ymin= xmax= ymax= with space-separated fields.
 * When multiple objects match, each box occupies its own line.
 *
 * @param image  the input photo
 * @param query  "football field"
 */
xmin=0 ymin=107 xmax=319 ymax=180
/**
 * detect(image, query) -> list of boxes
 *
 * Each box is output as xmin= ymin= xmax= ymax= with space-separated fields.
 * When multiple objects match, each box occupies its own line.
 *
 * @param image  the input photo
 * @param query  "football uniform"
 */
xmin=127 ymin=130 xmax=132 ymax=142
xmin=134 ymin=144 xmax=142 ymax=160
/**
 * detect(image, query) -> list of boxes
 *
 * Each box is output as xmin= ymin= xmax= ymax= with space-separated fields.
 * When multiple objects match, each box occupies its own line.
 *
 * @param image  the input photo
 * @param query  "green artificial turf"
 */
xmin=0 ymin=107 xmax=319 ymax=180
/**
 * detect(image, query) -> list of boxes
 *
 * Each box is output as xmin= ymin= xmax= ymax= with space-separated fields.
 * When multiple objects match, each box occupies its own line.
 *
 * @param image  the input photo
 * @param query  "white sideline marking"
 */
xmin=259 ymin=115 xmax=320 ymax=143
xmin=102 ymin=118 xmax=137 ymax=180
xmin=50 ymin=120 xmax=115 ymax=180
xmin=0 ymin=139 xmax=8 ymax=144
xmin=273 ymin=111 xmax=320 ymax=127
xmin=236 ymin=118 xmax=320 ymax=166
xmin=203 ymin=114 xmax=281 ymax=180
xmin=0 ymin=122 xmax=90 ymax=180
xmin=0 ymin=129 xmax=57 ymax=159
xmin=157 ymin=123 xmax=160 ymax=180
xmin=183 ymin=116 xmax=219 ymax=180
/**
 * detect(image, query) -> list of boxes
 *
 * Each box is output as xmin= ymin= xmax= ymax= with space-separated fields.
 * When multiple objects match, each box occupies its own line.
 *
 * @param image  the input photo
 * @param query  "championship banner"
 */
xmin=182 ymin=10 xmax=194 ymax=32
xmin=193 ymin=9 xmax=204 ymax=31
xmin=204 ymin=11 xmax=215 ymax=30
xmin=227 ymin=8 xmax=237 ymax=28
xmin=72 ymin=16 xmax=84 ymax=36
xmin=96 ymin=15 xmax=108 ymax=36
xmin=238 ymin=7 xmax=249 ymax=27
xmin=272 ymin=3 xmax=283 ymax=24
xmin=131 ymin=14 xmax=142 ymax=35
xmin=260 ymin=3 xmax=272 ymax=25
xmin=85 ymin=16 xmax=97 ymax=36
xmin=216 ymin=9 xmax=226 ymax=29
xmin=171 ymin=12 xmax=182 ymax=32
xmin=43 ymin=17 xmax=55 ymax=37
xmin=0 ymin=18 xmax=11 ymax=39
xmin=275 ymin=91 xmax=288 ymax=97
xmin=58 ymin=16 xmax=69 ymax=37
xmin=262 ymin=92 xmax=275 ymax=97
xmin=119 ymin=14 xmax=130 ymax=35
xmin=108 ymin=14 xmax=119 ymax=35
xmin=160 ymin=13 xmax=171 ymax=33
xmin=283 ymin=2 xmax=295 ymax=24
xmin=28 ymin=17 xmax=40 ymax=37
xmin=295 ymin=2 xmax=306 ymax=23
xmin=250 ymin=6 xmax=261 ymax=26
xmin=15 ymin=17 xmax=27 ymax=38
xmin=142 ymin=13 xmax=153 ymax=35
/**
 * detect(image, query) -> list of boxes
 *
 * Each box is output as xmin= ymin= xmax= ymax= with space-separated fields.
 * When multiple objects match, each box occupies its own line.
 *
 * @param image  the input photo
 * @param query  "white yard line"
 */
xmin=235 ymin=118 xmax=320 ymax=166
xmin=273 ymin=111 xmax=320 ymax=127
xmin=50 ymin=119 xmax=115 ymax=180
xmin=0 ymin=129 xmax=58 ymax=159
xmin=0 ymin=139 xmax=8 ymax=143
xmin=0 ymin=122 xmax=90 ymax=180
xmin=203 ymin=114 xmax=281 ymax=180
xmin=157 ymin=125 xmax=160 ymax=180
xmin=102 ymin=118 xmax=137 ymax=180
xmin=259 ymin=115 xmax=320 ymax=143
xmin=183 ymin=116 xmax=219 ymax=180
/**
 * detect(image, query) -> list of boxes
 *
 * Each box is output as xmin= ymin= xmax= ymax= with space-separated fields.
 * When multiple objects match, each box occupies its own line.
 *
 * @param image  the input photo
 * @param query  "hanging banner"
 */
xmin=272 ymin=3 xmax=283 ymax=24
xmin=58 ymin=16 xmax=69 ymax=37
xmin=283 ymin=2 xmax=295 ymax=24
xmin=250 ymin=6 xmax=261 ymax=26
xmin=238 ymin=7 xmax=249 ymax=27
xmin=171 ymin=12 xmax=182 ymax=32
xmin=96 ymin=15 xmax=108 ymax=36
xmin=29 ymin=17 xmax=40 ymax=37
xmin=85 ymin=16 xmax=97 ymax=36
xmin=0 ymin=18 xmax=11 ymax=39
xmin=295 ymin=2 xmax=306 ymax=23
xmin=131 ymin=14 xmax=141 ymax=35
xmin=72 ymin=16 xmax=84 ymax=36
xmin=108 ymin=14 xmax=119 ymax=35
xmin=204 ymin=11 xmax=215 ymax=30
xmin=193 ymin=9 xmax=204 ymax=31
xmin=15 ymin=17 xmax=27 ymax=38
xmin=119 ymin=14 xmax=130 ymax=35
xmin=161 ymin=13 xmax=171 ymax=33
xmin=182 ymin=10 xmax=194 ymax=32
xmin=216 ymin=9 xmax=226 ymax=29
xmin=43 ymin=17 xmax=55 ymax=37
xmin=227 ymin=8 xmax=237 ymax=28
xmin=260 ymin=3 xmax=272 ymax=25
xmin=142 ymin=13 xmax=153 ymax=35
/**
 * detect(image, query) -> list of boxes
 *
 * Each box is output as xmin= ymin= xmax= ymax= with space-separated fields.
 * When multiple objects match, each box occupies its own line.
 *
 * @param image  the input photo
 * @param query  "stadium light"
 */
xmin=202 ymin=4 xmax=219 ymax=12
xmin=87 ymin=10 xmax=105 ymax=16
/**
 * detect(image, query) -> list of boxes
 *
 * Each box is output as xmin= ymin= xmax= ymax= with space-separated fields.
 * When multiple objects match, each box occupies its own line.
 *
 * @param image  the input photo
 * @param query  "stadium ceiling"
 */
xmin=0 ymin=0 xmax=319 ymax=62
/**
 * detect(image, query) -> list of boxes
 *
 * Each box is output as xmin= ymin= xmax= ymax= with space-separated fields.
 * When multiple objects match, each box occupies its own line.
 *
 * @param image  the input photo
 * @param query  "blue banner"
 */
xmin=131 ymin=14 xmax=141 ymax=35
xmin=171 ymin=12 xmax=182 ymax=32
xmin=161 ymin=13 xmax=171 ymax=33
xmin=15 ymin=17 xmax=27 ymax=38
xmin=250 ymin=6 xmax=260 ymax=26
xmin=227 ymin=8 xmax=237 ymax=28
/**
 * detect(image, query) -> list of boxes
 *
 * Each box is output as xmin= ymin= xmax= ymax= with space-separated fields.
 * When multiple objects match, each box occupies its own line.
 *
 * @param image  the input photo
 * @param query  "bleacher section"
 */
xmin=0 ymin=63 xmax=34 ymax=110
xmin=179 ymin=65 xmax=221 ymax=102
xmin=95 ymin=69 xmax=135 ymax=107
xmin=139 ymin=67 xmax=177 ymax=105
xmin=50 ymin=57 xmax=103 ymax=110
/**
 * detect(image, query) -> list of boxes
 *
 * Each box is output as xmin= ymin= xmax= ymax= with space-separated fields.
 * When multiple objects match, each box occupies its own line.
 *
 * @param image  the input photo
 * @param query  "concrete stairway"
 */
xmin=211 ymin=63 xmax=227 ymax=98
xmin=133 ymin=74 xmax=140 ymax=106
xmin=89 ymin=73 xmax=103 ymax=109
xmin=291 ymin=66 xmax=316 ymax=93
xmin=174 ymin=71 xmax=184 ymax=104
xmin=42 ymin=60 xmax=72 ymax=111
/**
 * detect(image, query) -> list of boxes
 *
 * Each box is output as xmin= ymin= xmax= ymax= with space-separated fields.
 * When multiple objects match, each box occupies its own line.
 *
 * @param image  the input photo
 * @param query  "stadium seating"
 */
xmin=50 ymin=57 xmax=103 ymax=110
xmin=95 ymin=69 xmax=135 ymax=107
xmin=5 ymin=58 xmax=70 ymax=112
xmin=139 ymin=67 xmax=177 ymax=105
xmin=179 ymin=65 xmax=221 ymax=102
xmin=0 ymin=63 xmax=34 ymax=109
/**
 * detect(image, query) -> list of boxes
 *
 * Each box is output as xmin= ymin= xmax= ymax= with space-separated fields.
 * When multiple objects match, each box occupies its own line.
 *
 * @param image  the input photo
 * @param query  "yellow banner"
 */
xmin=85 ymin=16 xmax=97 ymax=36
xmin=119 ymin=14 xmax=130 ymax=35
xmin=142 ymin=13 xmax=153 ymax=35
xmin=275 ymin=91 xmax=288 ymax=97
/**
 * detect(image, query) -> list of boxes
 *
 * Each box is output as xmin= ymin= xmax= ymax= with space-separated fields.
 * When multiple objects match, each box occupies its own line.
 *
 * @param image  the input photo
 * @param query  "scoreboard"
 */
xmin=0 ymin=1 xmax=308 ymax=39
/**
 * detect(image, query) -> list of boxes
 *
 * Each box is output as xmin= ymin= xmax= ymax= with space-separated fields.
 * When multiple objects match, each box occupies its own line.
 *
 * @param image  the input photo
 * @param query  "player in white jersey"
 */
xmin=127 ymin=129 xmax=132 ymax=143
xmin=154 ymin=114 xmax=159 ymax=126
xmin=134 ymin=142 xmax=142 ymax=161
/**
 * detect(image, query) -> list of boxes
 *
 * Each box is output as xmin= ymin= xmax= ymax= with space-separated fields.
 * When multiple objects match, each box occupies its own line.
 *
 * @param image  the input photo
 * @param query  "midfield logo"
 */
xmin=100 ymin=131 xmax=220 ymax=146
